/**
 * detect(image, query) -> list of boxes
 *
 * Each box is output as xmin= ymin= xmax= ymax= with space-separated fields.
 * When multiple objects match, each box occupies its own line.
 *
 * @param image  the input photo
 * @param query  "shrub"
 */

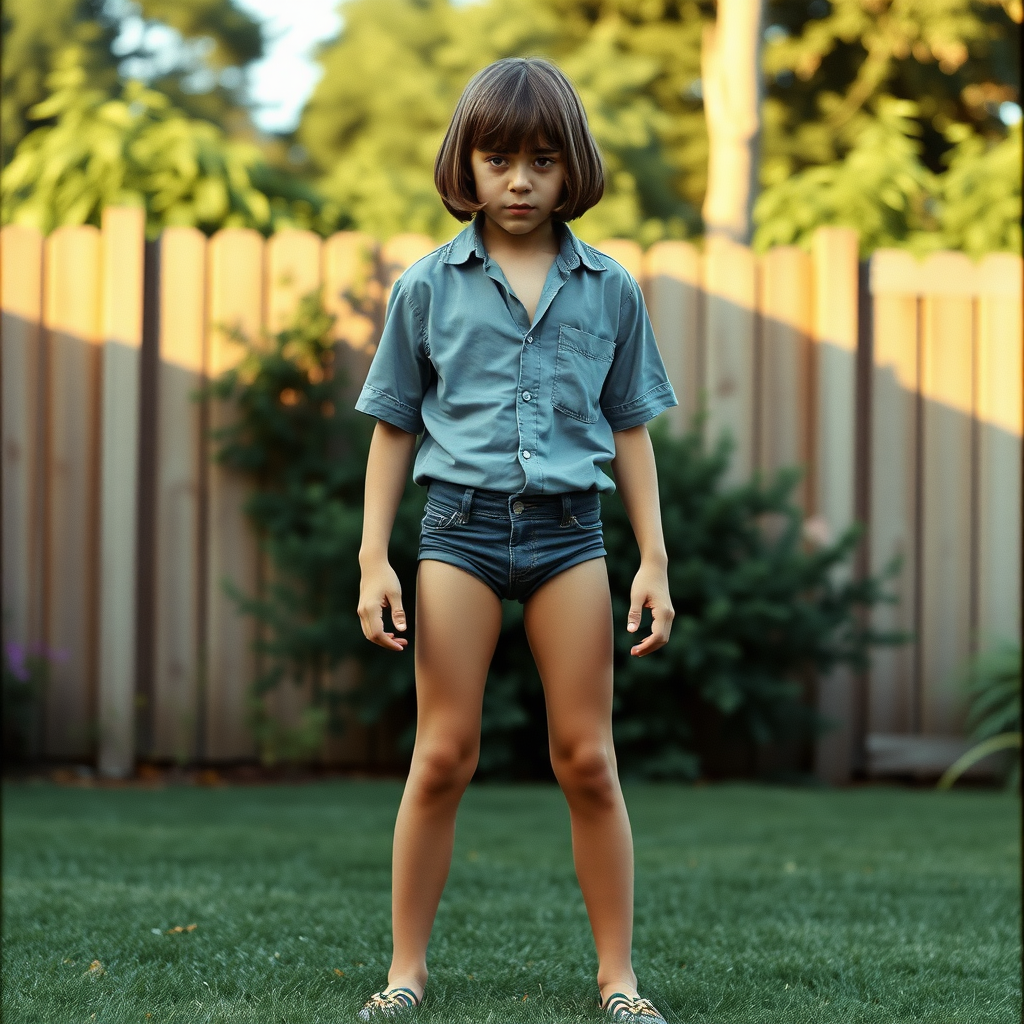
xmin=209 ymin=292 xmax=902 ymax=777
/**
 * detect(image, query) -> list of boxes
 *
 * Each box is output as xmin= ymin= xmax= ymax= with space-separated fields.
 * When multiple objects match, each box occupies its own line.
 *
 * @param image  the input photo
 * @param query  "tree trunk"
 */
xmin=701 ymin=0 xmax=766 ymax=245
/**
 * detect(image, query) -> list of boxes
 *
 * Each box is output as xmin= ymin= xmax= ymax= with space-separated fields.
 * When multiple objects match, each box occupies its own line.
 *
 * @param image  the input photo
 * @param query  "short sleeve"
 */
xmin=354 ymin=280 xmax=432 ymax=434
xmin=600 ymin=278 xmax=678 ymax=431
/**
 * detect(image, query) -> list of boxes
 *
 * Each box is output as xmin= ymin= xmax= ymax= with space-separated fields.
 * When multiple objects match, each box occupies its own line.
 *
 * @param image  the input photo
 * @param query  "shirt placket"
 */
xmin=482 ymin=257 xmax=571 ymax=493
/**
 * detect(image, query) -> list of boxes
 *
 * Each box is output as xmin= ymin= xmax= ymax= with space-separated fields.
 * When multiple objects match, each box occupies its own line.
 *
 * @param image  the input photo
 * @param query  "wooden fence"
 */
xmin=2 ymin=208 xmax=1020 ymax=781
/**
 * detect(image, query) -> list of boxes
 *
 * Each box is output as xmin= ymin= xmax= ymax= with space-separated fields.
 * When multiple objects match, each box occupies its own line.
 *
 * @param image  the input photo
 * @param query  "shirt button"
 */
xmin=512 ymin=501 xmax=525 ymax=514
xmin=522 ymin=391 xmax=532 ymax=402
xmin=526 ymin=336 xmax=533 ymax=344
xmin=522 ymin=450 xmax=531 ymax=459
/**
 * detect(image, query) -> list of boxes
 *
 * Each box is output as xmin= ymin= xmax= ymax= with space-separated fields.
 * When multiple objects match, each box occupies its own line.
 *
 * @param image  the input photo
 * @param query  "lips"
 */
xmin=507 ymin=204 xmax=534 ymax=211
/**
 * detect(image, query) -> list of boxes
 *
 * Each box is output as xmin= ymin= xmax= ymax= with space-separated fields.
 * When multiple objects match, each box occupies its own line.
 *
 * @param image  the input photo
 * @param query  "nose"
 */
xmin=508 ymin=160 xmax=531 ymax=192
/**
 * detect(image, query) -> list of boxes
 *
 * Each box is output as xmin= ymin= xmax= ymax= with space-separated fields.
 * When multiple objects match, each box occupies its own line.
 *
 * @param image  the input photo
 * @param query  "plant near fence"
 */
xmin=938 ymin=642 xmax=1021 ymax=791
xmin=208 ymin=292 xmax=904 ymax=778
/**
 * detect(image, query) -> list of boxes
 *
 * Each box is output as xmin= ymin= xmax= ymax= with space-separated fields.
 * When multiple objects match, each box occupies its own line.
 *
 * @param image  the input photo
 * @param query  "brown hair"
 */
xmin=434 ymin=57 xmax=604 ymax=222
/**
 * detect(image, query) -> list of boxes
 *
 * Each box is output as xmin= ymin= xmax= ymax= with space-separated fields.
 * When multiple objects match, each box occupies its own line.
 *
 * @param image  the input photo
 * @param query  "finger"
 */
xmin=373 ymin=630 xmax=408 ymax=651
xmin=629 ymin=609 xmax=673 ymax=657
xmin=388 ymin=590 xmax=407 ymax=632
xmin=626 ymin=593 xmax=645 ymax=634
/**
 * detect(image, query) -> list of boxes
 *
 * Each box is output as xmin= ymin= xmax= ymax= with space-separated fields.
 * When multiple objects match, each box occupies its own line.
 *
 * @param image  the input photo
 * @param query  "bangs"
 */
xmin=434 ymin=57 xmax=604 ymax=222
xmin=470 ymin=74 xmax=565 ymax=155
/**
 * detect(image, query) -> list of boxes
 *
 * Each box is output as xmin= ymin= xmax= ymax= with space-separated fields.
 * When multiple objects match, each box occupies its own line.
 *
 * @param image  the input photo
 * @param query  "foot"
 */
xmin=600 ymin=991 xmax=668 ymax=1023
xmin=357 ymin=986 xmax=420 ymax=1020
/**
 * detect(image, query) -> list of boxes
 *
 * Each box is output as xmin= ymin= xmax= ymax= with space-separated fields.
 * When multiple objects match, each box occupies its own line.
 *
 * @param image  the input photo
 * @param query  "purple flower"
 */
xmin=5 ymin=642 xmax=30 ymax=683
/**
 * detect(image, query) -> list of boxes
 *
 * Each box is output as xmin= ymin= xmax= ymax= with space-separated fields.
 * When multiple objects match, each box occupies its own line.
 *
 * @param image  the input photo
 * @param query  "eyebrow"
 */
xmin=477 ymin=145 xmax=561 ymax=155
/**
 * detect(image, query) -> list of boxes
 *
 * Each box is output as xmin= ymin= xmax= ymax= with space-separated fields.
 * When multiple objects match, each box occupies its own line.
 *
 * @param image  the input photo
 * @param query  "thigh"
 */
xmin=414 ymin=559 xmax=503 ymax=747
xmin=522 ymin=557 xmax=615 ymax=754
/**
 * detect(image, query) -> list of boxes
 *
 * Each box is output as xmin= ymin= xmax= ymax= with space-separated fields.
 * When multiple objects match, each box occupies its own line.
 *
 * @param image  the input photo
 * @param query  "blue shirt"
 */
xmin=354 ymin=216 xmax=678 ymax=495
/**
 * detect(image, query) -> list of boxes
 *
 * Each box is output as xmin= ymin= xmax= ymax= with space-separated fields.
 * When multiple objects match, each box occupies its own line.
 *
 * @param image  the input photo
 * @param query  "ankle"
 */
xmin=599 ymin=974 xmax=638 ymax=1004
xmin=386 ymin=970 xmax=427 ymax=1001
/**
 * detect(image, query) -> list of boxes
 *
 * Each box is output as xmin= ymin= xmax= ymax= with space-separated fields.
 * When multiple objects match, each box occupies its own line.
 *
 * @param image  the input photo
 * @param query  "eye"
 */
xmin=535 ymin=156 xmax=558 ymax=168
xmin=485 ymin=155 xmax=507 ymax=168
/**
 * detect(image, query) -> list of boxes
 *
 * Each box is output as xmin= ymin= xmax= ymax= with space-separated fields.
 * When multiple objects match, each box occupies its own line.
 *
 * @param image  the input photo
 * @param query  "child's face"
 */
xmin=470 ymin=142 xmax=567 ymax=237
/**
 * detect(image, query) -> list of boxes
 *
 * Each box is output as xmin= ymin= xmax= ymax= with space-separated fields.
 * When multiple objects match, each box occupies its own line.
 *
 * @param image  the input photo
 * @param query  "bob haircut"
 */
xmin=434 ymin=58 xmax=604 ymax=222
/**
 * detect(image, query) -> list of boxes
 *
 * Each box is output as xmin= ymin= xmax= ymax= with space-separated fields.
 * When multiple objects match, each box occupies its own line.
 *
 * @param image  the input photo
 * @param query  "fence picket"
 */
xmin=380 ymin=234 xmax=436 ymax=290
xmin=703 ymin=237 xmax=757 ymax=482
xmin=975 ymin=253 xmax=1022 ymax=650
xmin=152 ymin=227 xmax=208 ymax=762
xmin=43 ymin=226 xmax=104 ymax=757
xmin=597 ymin=239 xmax=643 ymax=280
xmin=867 ymin=250 xmax=921 ymax=737
xmin=918 ymin=251 xmax=975 ymax=734
xmin=266 ymin=229 xmax=323 ymax=333
xmin=205 ymin=228 xmax=264 ymax=759
xmin=759 ymin=246 xmax=812 ymax=496
xmin=811 ymin=227 xmax=860 ymax=783
xmin=642 ymin=241 xmax=701 ymax=434
xmin=1 ymin=226 xmax=45 ymax=688
xmin=97 ymin=207 xmax=146 ymax=777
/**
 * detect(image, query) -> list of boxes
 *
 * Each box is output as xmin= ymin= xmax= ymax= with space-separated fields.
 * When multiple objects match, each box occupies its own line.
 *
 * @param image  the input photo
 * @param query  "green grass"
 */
xmin=2 ymin=781 xmax=1019 ymax=1024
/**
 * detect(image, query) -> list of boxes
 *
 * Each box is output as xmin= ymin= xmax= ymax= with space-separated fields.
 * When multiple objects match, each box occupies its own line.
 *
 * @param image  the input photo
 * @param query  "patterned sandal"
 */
xmin=357 ymin=986 xmax=420 ymax=1020
xmin=601 ymin=992 xmax=668 ymax=1023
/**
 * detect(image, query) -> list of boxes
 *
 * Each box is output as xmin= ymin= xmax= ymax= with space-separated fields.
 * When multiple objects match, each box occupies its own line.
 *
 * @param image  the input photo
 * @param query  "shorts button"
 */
xmin=522 ymin=391 xmax=532 ymax=402
xmin=522 ymin=450 xmax=531 ymax=459
xmin=512 ymin=501 xmax=525 ymax=515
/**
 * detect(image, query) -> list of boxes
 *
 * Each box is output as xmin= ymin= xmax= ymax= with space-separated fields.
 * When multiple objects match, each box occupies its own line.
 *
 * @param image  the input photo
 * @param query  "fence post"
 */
xmin=918 ymin=252 xmax=976 ymax=734
xmin=152 ymin=227 xmax=208 ymax=763
xmin=810 ymin=226 xmax=859 ymax=784
xmin=205 ymin=228 xmax=264 ymax=760
xmin=96 ymin=207 xmax=146 ymax=777
xmin=43 ymin=225 xmax=104 ymax=758
xmin=1 ymin=226 xmax=46 ymax=693
xmin=867 ymin=250 xmax=921 ymax=741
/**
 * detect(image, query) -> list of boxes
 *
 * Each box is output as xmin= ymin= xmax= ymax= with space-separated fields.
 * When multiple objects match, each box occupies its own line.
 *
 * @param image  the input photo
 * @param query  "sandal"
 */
xmin=357 ymin=986 xmax=420 ymax=1020
xmin=601 ymin=992 xmax=668 ymax=1023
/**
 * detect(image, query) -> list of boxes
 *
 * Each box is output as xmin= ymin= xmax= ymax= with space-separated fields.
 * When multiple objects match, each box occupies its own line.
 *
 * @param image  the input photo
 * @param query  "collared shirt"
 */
xmin=354 ymin=216 xmax=678 ymax=495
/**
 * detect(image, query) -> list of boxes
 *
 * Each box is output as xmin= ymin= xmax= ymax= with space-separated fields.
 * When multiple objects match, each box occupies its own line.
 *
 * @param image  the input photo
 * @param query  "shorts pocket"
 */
xmin=568 ymin=506 xmax=603 ymax=531
xmin=421 ymin=499 xmax=464 ymax=531
xmin=551 ymin=326 xmax=615 ymax=424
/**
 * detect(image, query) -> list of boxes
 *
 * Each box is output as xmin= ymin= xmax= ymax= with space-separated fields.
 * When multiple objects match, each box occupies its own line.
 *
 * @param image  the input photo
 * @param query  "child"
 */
xmin=354 ymin=57 xmax=677 ymax=1023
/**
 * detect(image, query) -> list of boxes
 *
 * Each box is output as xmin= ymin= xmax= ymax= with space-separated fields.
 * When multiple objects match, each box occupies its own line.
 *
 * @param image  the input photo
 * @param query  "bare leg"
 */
xmin=523 ymin=558 xmax=638 ymax=1002
xmin=386 ymin=560 xmax=503 ymax=998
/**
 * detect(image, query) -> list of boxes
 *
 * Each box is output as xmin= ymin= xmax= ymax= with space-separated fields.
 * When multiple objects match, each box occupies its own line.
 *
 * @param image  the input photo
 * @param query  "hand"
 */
xmin=357 ymin=560 xmax=408 ymax=651
xmin=625 ymin=562 xmax=674 ymax=657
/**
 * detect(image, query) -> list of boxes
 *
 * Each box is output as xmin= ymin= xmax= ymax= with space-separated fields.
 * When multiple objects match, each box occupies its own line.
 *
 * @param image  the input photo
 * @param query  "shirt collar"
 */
xmin=440 ymin=214 xmax=607 ymax=273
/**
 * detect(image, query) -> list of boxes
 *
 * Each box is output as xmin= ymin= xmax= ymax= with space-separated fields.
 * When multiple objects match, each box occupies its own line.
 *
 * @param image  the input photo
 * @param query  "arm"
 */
xmin=357 ymin=420 xmax=418 ymax=651
xmin=609 ymin=423 xmax=674 ymax=657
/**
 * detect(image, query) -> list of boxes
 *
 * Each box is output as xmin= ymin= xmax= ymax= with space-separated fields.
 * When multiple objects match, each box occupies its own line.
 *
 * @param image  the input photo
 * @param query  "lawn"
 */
xmin=1 ymin=781 xmax=1019 ymax=1024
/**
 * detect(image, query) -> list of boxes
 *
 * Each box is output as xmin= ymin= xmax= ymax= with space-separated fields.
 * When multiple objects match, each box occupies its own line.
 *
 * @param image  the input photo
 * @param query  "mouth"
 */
xmin=506 ymin=204 xmax=534 ymax=212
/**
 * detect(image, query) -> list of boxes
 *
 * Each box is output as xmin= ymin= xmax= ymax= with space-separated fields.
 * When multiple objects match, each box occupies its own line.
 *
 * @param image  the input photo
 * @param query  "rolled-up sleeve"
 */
xmin=354 ymin=280 xmax=432 ymax=434
xmin=600 ymin=279 xmax=678 ymax=431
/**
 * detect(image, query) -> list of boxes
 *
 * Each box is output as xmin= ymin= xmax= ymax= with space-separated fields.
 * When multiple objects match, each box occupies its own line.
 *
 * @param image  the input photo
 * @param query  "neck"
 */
xmin=479 ymin=214 xmax=559 ymax=257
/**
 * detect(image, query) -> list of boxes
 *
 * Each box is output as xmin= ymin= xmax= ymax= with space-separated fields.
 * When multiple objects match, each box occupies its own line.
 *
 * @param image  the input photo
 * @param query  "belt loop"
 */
xmin=560 ymin=494 xmax=573 ymax=527
xmin=459 ymin=487 xmax=475 ymax=524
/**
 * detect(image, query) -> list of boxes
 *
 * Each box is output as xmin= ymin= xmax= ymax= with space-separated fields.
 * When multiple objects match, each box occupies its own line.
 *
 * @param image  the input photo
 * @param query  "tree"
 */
xmin=701 ymin=0 xmax=766 ymax=243
xmin=1 ymin=0 xmax=265 ymax=164
xmin=1 ymin=50 xmax=340 ymax=236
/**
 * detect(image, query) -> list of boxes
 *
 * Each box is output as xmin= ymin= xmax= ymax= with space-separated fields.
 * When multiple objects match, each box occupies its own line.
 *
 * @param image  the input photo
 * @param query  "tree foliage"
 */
xmin=299 ymin=0 xmax=1019 ymax=254
xmin=1 ymin=0 xmax=265 ymax=164
xmin=1 ymin=50 xmax=341 ymax=236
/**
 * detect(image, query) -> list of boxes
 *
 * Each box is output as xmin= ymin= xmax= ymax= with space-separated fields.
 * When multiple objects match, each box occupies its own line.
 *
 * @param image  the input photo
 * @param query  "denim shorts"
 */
xmin=418 ymin=480 xmax=606 ymax=603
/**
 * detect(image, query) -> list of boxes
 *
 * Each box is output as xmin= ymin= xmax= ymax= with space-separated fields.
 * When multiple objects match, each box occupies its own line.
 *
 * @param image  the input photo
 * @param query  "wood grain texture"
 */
xmin=641 ymin=241 xmax=701 ymax=434
xmin=152 ymin=227 xmax=207 ymax=761
xmin=205 ymin=228 xmax=263 ymax=760
xmin=43 ymin=226 xmax=104 ymax=757
xmin=97 ymin=207 xmax=146 ymax=777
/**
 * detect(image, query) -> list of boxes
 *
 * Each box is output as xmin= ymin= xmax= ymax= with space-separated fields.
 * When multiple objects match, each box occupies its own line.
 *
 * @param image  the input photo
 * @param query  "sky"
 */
xmin=234 ymin=0 xmax=343 ymax=133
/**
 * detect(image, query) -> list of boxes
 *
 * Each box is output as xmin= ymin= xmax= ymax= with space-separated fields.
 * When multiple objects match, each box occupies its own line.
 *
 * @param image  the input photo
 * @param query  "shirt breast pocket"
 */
xmin=551 ymin=326 xmax=615 ymax=424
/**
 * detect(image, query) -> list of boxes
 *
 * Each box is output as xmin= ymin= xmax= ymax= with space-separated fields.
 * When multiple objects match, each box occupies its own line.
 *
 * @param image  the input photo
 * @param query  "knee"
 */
xmin=551 ymin=742 xmax=617 ymax=807
xmin=411 ymin=741 xmax=478 ymax=801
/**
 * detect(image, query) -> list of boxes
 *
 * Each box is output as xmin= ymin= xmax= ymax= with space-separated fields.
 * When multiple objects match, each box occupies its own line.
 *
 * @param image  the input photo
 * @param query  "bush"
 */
xmin=209 ymin=293 xmax=901 ymax=777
